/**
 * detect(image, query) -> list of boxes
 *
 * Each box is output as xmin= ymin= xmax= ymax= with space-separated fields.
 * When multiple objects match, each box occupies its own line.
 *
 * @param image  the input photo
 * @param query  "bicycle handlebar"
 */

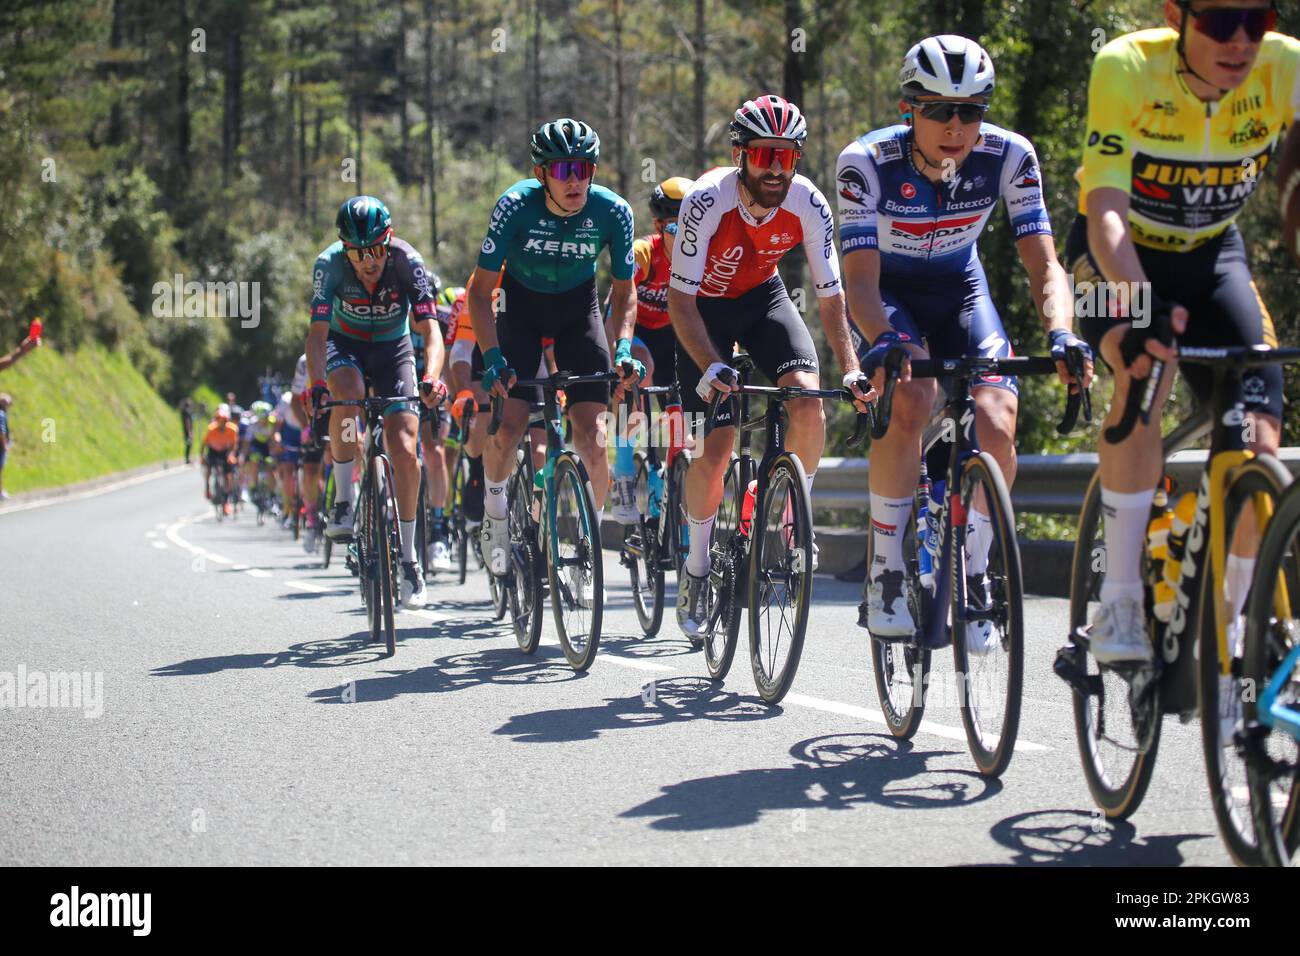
xmin=873 ymin=348 xmax=1092 ymax=441
xmin=702 ymin=370 xmax=871 ymax=446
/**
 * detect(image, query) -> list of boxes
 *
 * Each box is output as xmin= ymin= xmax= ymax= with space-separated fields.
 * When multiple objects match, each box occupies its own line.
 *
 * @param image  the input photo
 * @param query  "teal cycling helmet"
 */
xmin=529 ymin=118 xmax=601 ymax=166
xmin=336 ymin=196 xmax=392 ymax=247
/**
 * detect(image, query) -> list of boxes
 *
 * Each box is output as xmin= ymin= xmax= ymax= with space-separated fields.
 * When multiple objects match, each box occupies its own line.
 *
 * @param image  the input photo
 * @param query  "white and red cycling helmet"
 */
xmin=729 ymin=94 xmax=808 ymax=147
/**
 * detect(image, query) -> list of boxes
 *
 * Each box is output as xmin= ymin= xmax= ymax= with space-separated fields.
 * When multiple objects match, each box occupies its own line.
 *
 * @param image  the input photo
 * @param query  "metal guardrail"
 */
xmin=813 ymin=449 xmax=1300 ymax=518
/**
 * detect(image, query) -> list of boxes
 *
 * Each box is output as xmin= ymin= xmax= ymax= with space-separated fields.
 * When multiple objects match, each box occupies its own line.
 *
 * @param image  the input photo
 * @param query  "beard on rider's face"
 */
xmin=742 ymin=161 xmax=791 ymax=208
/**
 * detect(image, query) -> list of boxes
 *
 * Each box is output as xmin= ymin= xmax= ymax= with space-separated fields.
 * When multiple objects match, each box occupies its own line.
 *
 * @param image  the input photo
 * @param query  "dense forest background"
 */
xmin=2 ymin=0 xmax=1298 ymax=452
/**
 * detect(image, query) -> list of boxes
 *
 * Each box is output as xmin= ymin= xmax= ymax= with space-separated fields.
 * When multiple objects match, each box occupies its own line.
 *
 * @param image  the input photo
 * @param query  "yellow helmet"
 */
xmin=650 ymin=177 xmax=694 ymax=218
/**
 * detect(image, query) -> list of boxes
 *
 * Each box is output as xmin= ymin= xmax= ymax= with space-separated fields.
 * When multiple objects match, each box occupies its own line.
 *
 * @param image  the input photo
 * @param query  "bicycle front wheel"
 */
xmin=548 ymin=453 xmax=604 ymax=671
xmin=507 ymin=459 xmax=542 ymax=652
xmin=1068 ymin=470 xmax=1162 ymax=819
xmin=1244 ymin=481 xmax=1300 ymax=867
xmin=866 ymin=481 xmax=932 ymax=740
xmin=951 ymin=452 xmax=1024 ymax=777
xmin=374 ymin=455 xmax=398 ymax=657
xmin=1203 ymin=455 xmax=1294 ymax=865
xmin=703 ymin=458 xmax=745 ymax=679
xmin=748 ymin=452 xmax=813 ymax=705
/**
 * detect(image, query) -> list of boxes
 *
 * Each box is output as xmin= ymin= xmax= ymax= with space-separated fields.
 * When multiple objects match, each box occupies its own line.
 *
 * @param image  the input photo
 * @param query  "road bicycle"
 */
xmin=618 ymin=382 xmax=689 ymax=637
xmin=320 ymin=394 xmax=412 ymax=657
xmin=490 ymin=369 xmax=623 ymax=671
xmin=1242 ymin=474 xmax=1300 ymax=866
xmin=869 ymin=348 xmax=1087 ymax=775
xmin=696 ymin=354 xmax=869 ymax=705
xmin=1055 ymin=345 xmax=1300 ymax=864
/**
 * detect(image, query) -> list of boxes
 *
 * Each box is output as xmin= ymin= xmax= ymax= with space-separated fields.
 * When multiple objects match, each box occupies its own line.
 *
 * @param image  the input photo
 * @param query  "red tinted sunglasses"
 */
xmin=547 ymin=160 xmax=595 ymax=181
xmin=744 ymin=145 xmax=801 ymax=172
xmin=1180 ymin=2 xmax=1277 ymax=42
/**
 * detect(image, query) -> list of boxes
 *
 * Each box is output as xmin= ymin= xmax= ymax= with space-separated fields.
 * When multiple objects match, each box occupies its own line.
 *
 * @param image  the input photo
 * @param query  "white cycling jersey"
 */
xmin=668 ymin=166 xmax=841 ymax=299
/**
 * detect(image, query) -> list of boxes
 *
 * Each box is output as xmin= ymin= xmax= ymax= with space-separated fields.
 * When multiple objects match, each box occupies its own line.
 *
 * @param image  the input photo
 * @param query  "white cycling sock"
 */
xmin=1225 ymin=554 xmax=1256 ymax=622
xmin=870 ymin=494 xmax=913 ymax=576
xmin=334 ymin=459 xmax=355 ymax=505
xmin=686 ymin=512 xmax=716 ymax=577
xmin=399 ymin=519 xmax=417 ymax=563
xmin=803 ymin=470 xmax=816 ymax=502
xmin=965 ymin=508 xmax=994 ymax=575
xmin=1099 ymin=486 xmax=1154 ymax=606
xmin=485 ymin=475 xmax=509 ymax=520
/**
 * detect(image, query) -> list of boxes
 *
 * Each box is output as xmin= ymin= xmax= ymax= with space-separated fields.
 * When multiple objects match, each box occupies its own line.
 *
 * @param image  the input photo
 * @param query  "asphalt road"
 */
xmin=0 ymin=467 xmax=1238 ymax=865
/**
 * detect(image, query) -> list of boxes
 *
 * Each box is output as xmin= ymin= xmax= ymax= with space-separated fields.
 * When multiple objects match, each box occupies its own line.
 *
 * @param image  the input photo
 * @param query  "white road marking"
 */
xmin=784 ymin=692 xmax=1051 ymax=752
xmin=286 ymin=579 xmax=329 ymax=593
xmin=600 ymin=655 xmax=674 ymax=673
xmin=145 ymin=530 xmax=158 ymax=539
xmin=151 ymin=541 xmax=167 ymax=550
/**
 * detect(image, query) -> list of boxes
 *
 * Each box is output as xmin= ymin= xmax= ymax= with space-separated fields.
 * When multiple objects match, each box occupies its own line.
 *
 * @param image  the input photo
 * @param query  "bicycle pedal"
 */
xmin=1053 ymin=645 xmax=1100 ymax=697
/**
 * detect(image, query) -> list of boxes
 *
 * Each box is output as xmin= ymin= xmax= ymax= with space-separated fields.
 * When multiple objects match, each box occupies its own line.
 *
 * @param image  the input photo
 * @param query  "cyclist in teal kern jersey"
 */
xmin=466 ymin=118 xmax=641 ymax=578
xmin=307 ymin=196 xmax=448 ymax=610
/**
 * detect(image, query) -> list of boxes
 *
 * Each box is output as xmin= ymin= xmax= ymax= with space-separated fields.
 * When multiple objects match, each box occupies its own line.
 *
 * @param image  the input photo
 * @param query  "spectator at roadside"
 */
xmin=0 ymin=393 xmax=12 ymax=500
xmin=181 ymin=398 xmax=195 ymax=464
xmin=0 ymin=334 xmax=39 ymax=373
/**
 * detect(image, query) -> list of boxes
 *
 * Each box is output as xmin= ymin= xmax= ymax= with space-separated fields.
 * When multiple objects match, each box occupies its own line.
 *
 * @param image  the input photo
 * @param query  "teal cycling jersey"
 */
xmin=310 ymin=236 xmax=440 ymax=342
xmin=476 ymin=179 xmax=637 ymax=293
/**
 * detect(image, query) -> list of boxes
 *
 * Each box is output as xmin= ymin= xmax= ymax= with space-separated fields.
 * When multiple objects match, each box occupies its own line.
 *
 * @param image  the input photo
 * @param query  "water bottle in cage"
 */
xmin=926 ymin=479 xmax=944 ymax=562
xmin=917 ymin=466 xmax=934 ymax=592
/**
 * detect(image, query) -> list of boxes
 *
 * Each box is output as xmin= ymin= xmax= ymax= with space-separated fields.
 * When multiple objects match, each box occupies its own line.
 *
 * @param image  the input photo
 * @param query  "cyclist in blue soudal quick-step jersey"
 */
xmin=306 ymin=196 xmax=449 ymax=610
xmin=465 ymin=118 xmax=643 ymax=594
xmin=836 ymin=35 xmax=1092 ymax=650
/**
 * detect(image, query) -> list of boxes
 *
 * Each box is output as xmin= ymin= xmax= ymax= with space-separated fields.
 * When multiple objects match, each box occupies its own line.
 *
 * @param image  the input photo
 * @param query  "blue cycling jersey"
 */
xmin=835 ymin=123 xmax=1052 ymax=280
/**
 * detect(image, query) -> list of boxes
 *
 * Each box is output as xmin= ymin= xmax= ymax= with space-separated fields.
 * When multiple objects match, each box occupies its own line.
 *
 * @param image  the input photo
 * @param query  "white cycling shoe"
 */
xmin=866 ymin=567 xmax=914 ymax=638
xmin=1088 ymin=597 xmax=1152 ymax=664
xmin=480 ymin=516 xmax=510 ymax=577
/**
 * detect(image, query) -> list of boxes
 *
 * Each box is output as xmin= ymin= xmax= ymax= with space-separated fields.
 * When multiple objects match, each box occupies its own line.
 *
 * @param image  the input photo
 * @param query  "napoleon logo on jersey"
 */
xmin=838 ymin=167 xmax=871 ymax=205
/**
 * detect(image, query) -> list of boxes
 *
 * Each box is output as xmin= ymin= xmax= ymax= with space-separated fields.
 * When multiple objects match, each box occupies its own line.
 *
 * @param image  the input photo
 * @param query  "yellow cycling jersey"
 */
xmin=1076 ymin=28 xmax=1300 ymax=250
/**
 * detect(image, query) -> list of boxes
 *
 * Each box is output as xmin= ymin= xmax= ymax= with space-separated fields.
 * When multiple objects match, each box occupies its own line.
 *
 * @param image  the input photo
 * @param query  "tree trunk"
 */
xmin=175 ymin=0 xmax=191 ymax=196
xmin=424 ymin=0 xmax=438 ymax=255
xmin=782 ymin=0 xmax=805 ymax=296
xmin=222 ymin=29 xmax=242 ymax=187
xmin=693 ymin=0 xmax=706 ymax=172
xmin=397 ymin=0 xmax=410 ymax=183
xmin=108 ymin=0 xmax=125 ymax=147
xmin=613 ymin=0 xmax=628 ymax=197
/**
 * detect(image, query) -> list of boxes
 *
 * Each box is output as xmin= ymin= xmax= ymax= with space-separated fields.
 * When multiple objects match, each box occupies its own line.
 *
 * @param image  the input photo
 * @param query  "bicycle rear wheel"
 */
xmin=322 ymin=472 xmax=336 ymax=569
xmin=507 ymin=458 xmax=542 ymax=653
xmin=627 ymin=452 xmax=665 ymax=637
xmin=1244 ymin=482 xmax=1300 ymax=867
xmin=1067 ymin=471 xmax=1161 ymax=819
xmin=703 ymin=458 xmax=745 ymax=679
xmin=748 ymin=452 xmax=813 ymax=705
xmin=867 ymin=482 xmax=932 ymax=739
xmin=1202 ymin=456 xmax=1293 ymax=865
xmin=452 ymin=452 xmax=470 ymax=585
xmin=668 ymin=453 xmax=691 ymax=578
xmin=951 ymin=452 xmax=1024 ymax=777
xmin=549 ymin=453 xmax=604 ymax=671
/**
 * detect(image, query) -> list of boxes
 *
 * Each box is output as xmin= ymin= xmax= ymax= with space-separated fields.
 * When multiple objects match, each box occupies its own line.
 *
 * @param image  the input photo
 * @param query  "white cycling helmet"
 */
xmin=900 ymin=35 xmax=995 ymax=99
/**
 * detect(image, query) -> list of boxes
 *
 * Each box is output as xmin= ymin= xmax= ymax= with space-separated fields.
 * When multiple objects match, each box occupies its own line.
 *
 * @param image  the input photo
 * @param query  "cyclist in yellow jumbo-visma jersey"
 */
xmin=1063 ymin=1 xmax=1299 ymax=667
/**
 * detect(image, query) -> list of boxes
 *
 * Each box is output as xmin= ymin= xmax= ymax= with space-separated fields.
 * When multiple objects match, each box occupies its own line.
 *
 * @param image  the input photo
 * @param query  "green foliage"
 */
xmin=0 ymin=0 xmax=1297 ymax=497
xmin=0 ymin=343 xmax=187 ymax=494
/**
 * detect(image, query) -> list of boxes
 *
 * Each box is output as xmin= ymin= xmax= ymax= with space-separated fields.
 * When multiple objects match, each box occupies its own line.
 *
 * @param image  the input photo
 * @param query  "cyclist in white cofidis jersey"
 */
xmin=669 ymin=94 xmax=872 ymax=638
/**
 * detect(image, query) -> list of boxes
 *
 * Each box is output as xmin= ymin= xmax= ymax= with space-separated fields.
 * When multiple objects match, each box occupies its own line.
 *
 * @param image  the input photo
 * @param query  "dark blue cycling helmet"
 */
xmin=336 ymin=196 xmax=392 ymax=247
